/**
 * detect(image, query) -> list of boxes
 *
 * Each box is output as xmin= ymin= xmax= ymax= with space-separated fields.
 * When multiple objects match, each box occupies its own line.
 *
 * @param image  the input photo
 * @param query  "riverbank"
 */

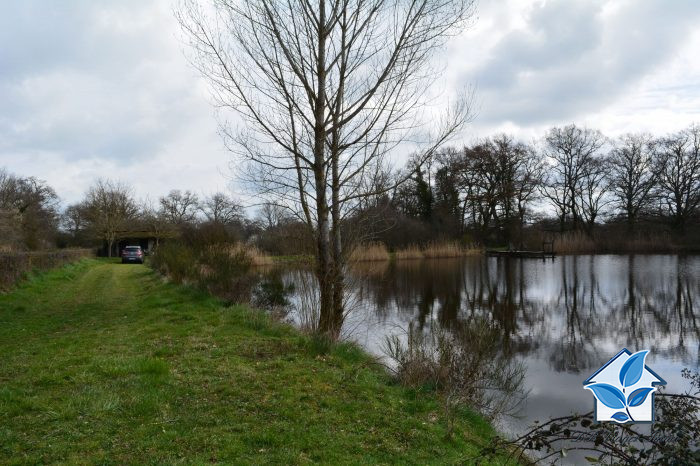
xmin=0 ymin=258 xmax=514 ymax=464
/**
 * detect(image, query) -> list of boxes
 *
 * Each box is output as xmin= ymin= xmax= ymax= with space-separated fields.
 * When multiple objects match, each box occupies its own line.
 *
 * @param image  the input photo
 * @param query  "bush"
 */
xmin=384 ymin=319 xmax=526 ymax=435
xmin=149 ymin=240 xmax=254 ymax=304
xmin=149 ymin=242 xmax=198 ymax=284
xmin=0 ymin=249 xmax=93 ymax=291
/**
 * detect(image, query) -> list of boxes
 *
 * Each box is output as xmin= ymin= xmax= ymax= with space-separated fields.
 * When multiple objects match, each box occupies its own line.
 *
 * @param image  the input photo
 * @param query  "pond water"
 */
xmin=258 ymin=255 xmax=699 ymax=445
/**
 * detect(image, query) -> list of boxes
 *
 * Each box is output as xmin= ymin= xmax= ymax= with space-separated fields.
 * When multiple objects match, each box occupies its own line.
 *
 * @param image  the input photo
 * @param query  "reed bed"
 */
xmin=552 ymin=232 xmax=597 ymax=254
xmin=228 ymin=243 xmax=274 ymax=266
xmin=394 ymin=245 xmax=424 ymax=260
xmin=552 ymin=231 xmax=680 ymax=254
xmin=350 ymin=242 xmax=482 ymax=262
xmin=422 ymin=241 xmax=480 ymax=259
xmin=348 ymin=242 xmax=390 ymax=262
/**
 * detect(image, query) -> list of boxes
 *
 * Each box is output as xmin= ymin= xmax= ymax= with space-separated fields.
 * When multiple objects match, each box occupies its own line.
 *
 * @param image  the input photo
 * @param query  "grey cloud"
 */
xmin=466 ymin=0 xmax=700 ymax=126
xmin=0 ymin=1 xmax=199 ymax=163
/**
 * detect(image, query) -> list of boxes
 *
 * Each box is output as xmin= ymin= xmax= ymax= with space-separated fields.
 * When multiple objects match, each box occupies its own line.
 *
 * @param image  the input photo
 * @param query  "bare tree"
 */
xmin=178 ymin=0 xmax=475 ymax=337
xmin=83 ymin=179 xmax=139 ymax=257
xmin=578 ymin=156 xmax=610 ymax=235
xmin=201 ymin=192 xmax=242 ymax=224
xmin=257 ymin=202 xmax=290 ymax=230
xmin=62 ymin=203 xmax=88 ymax=236
xmin=159 ymin=189 xmax=200 ymax=225
xmin=140 ymin=197 xmax=172 ymax=250
xmin=540 ymin=125 xmax=606 ymax=232
xmin=607 ymin=133 xmax=657 ymax=232
xmin=512 ymin=144 xmax=543 ymax=245
xmin=0 ymin=168 xmax=59 ymax=250
xmin=654 ymin=125 xmax=700 ymax=232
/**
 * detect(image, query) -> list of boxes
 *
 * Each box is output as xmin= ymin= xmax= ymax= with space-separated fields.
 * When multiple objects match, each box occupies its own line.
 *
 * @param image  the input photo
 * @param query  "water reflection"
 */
xmin=269 ymin=255 xmax=700 ymax=433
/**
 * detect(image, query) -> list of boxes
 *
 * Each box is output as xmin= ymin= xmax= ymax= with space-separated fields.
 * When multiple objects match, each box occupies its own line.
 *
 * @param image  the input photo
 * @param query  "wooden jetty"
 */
xmin=486 ymin=241 xmax=556 ymax=259
xmin=485 ymin=249 xmax=556 ymax=259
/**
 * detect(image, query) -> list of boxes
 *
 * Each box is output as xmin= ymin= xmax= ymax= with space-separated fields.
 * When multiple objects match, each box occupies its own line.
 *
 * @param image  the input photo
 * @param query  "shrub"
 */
xmin=199 ymin=244 xmax=254 ymax=303
xmin=384 ymin=319 xmax=526 ymax=435
xmin=0 ymin=249 xmax=93 ymax=291
xmin=149 ymin=240 xmax=255 ymax=303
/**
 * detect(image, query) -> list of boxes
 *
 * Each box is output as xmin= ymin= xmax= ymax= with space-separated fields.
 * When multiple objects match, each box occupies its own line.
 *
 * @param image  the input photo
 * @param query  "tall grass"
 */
xmin=228 ymin=243 xmax=273 ymax=266
xmin=351 ymin=241 xmax=482 ymax=261
xmin=422 ymin=241 xmax=481 ymax=259
xmin=394 ymin=245 xmax=424 ymax=260
xmin=348 ymin=242 xmax=390 ymax=262
xmin=0 ymin=249 xmax=93 ymax=291
xmin=552 ymin=232 xmax=597 ymax=254
xmin=552 ymin=231 xmax=679 ymax=254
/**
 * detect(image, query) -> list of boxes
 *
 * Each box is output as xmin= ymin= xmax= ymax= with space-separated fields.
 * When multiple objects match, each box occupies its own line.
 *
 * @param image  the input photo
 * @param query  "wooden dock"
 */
xmin=486 ymin=250 xmax=556 ymax=259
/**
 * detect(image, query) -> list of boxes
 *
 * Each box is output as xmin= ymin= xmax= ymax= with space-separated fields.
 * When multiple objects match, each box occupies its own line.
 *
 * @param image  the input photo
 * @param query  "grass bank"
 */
xmin=0 ymin=258 xmax=512 ymax=464
xmin=0 ymin=249 xmax=92 ymax=291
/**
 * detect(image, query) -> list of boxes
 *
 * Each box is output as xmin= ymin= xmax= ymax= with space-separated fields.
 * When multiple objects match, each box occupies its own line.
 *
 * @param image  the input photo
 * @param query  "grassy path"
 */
xmin=0 ymin=259 xmax=510 ymax=464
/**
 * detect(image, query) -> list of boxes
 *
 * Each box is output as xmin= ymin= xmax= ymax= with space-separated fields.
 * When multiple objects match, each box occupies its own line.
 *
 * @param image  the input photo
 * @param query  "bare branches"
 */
xmin=607 ymin=133 xmax=657 ymax=231
xmin=82 ymin=179 xmax=139 ymax=257
xmin=654 ymin=124 xmax=700 ymax=232
xmin=178 ymin=0 xmax=476 ymax=335
xmin=159 ymin=189 xmax=200 ymax=224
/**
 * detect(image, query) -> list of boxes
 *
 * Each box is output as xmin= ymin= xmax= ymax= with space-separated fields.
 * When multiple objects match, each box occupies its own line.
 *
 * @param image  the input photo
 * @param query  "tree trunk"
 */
xmin=312 ymin=1 xmax=336 ymax=338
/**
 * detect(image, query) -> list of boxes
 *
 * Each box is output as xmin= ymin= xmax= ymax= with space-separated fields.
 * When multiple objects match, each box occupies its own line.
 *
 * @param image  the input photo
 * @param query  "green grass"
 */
xmin=0 ymin=258 xmax=512 ymax=464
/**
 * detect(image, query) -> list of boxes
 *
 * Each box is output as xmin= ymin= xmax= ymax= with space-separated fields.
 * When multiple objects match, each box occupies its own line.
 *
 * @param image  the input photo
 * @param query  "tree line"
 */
xmin=360 ymin=123 xmax=700 ymax=249
xmin=2 ymin=122 xmax=698 ymax=256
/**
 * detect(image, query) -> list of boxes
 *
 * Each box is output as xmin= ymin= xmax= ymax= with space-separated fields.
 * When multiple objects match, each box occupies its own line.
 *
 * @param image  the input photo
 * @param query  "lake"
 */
xmin=257 ymin=254 xmax=699 ymax=441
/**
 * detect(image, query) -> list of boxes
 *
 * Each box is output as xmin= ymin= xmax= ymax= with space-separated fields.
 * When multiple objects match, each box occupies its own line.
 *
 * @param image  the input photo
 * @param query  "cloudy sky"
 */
xmin=1 ymin=0 xmax=700 ymax=208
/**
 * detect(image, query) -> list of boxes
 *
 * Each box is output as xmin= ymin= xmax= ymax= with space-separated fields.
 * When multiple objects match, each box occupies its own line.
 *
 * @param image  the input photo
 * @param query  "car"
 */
xmin=121 ymin=245 xmax=144 ymax=264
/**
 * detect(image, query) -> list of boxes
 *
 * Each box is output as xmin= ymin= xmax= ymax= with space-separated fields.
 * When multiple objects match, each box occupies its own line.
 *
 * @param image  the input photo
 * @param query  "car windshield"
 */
xmin=125 ymin=246 xmax=141 ymax=250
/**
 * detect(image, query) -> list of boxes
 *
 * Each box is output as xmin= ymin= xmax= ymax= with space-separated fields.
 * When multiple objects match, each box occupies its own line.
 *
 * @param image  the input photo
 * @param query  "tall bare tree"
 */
xmin=140 ymin=197 xmax=172 ymax=250
xmin=257 ymin=202 xmax=290 ymax=230
xmin=0 ymin=168 xmax=59 ymax=250
xmin=654 ymin=125 xmax=700 ymax=232
xmin=159 ymin=190 xmax=200 ymax=225
xmin=178 ymin=0 xmax=475 ymax=336
xmin=607 ymin=134 xmax=657 ymax=232
xmin=201 ymin=192 xmax=242 ymax=224
xmin=541 ymin=125 xmax=606 ymax=232
xmin=83 ymin=179 xmax=139 ymax=257
xmin=578 ymin=156 xmax=610 ymax=235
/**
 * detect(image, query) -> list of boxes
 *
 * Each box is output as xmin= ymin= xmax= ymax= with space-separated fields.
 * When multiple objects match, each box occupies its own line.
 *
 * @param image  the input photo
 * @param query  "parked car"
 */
xmin=121 ymin=245 xmax=144 ymax=264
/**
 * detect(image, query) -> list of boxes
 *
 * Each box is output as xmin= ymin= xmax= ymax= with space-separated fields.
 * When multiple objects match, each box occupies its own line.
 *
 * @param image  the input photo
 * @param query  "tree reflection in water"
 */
xmin=275 ymin=255 xmax=699 ymax=429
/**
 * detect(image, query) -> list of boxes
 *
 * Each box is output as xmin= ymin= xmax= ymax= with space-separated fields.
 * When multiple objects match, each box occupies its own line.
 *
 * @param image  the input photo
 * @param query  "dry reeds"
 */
xmin=422 ymin=241 xmax=480 ymax=259
xmin=228 ymin=243 xmax=274 ymax=266
xmin=350 ymin=241 xmax=482 ymax=262
xmin=394 ymin=245 xmax=423 ymax=260
xmin=553 ymin=232 xmax=597 ymax=254
xmin=348 ymin=242 xmax=390 ymax=262
xmin=551 ymin=231 xmax=678 ymax=254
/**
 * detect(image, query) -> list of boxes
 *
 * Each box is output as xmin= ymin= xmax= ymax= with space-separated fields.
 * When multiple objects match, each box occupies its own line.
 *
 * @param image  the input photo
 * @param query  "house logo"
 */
xmin=583 ymin=349 xmax=666 ymax=423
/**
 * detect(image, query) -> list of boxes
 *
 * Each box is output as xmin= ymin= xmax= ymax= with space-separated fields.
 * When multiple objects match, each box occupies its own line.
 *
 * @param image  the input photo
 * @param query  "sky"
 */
xmin=1 ymin=0 xmax=700 ymax=208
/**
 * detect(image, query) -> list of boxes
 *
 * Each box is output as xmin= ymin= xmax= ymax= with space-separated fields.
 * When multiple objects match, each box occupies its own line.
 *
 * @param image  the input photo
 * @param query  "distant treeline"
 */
xmin=1 ymin=123 xmax=698 ymax=255
xmin=354 ymin=123 xmax=700 ymax=252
